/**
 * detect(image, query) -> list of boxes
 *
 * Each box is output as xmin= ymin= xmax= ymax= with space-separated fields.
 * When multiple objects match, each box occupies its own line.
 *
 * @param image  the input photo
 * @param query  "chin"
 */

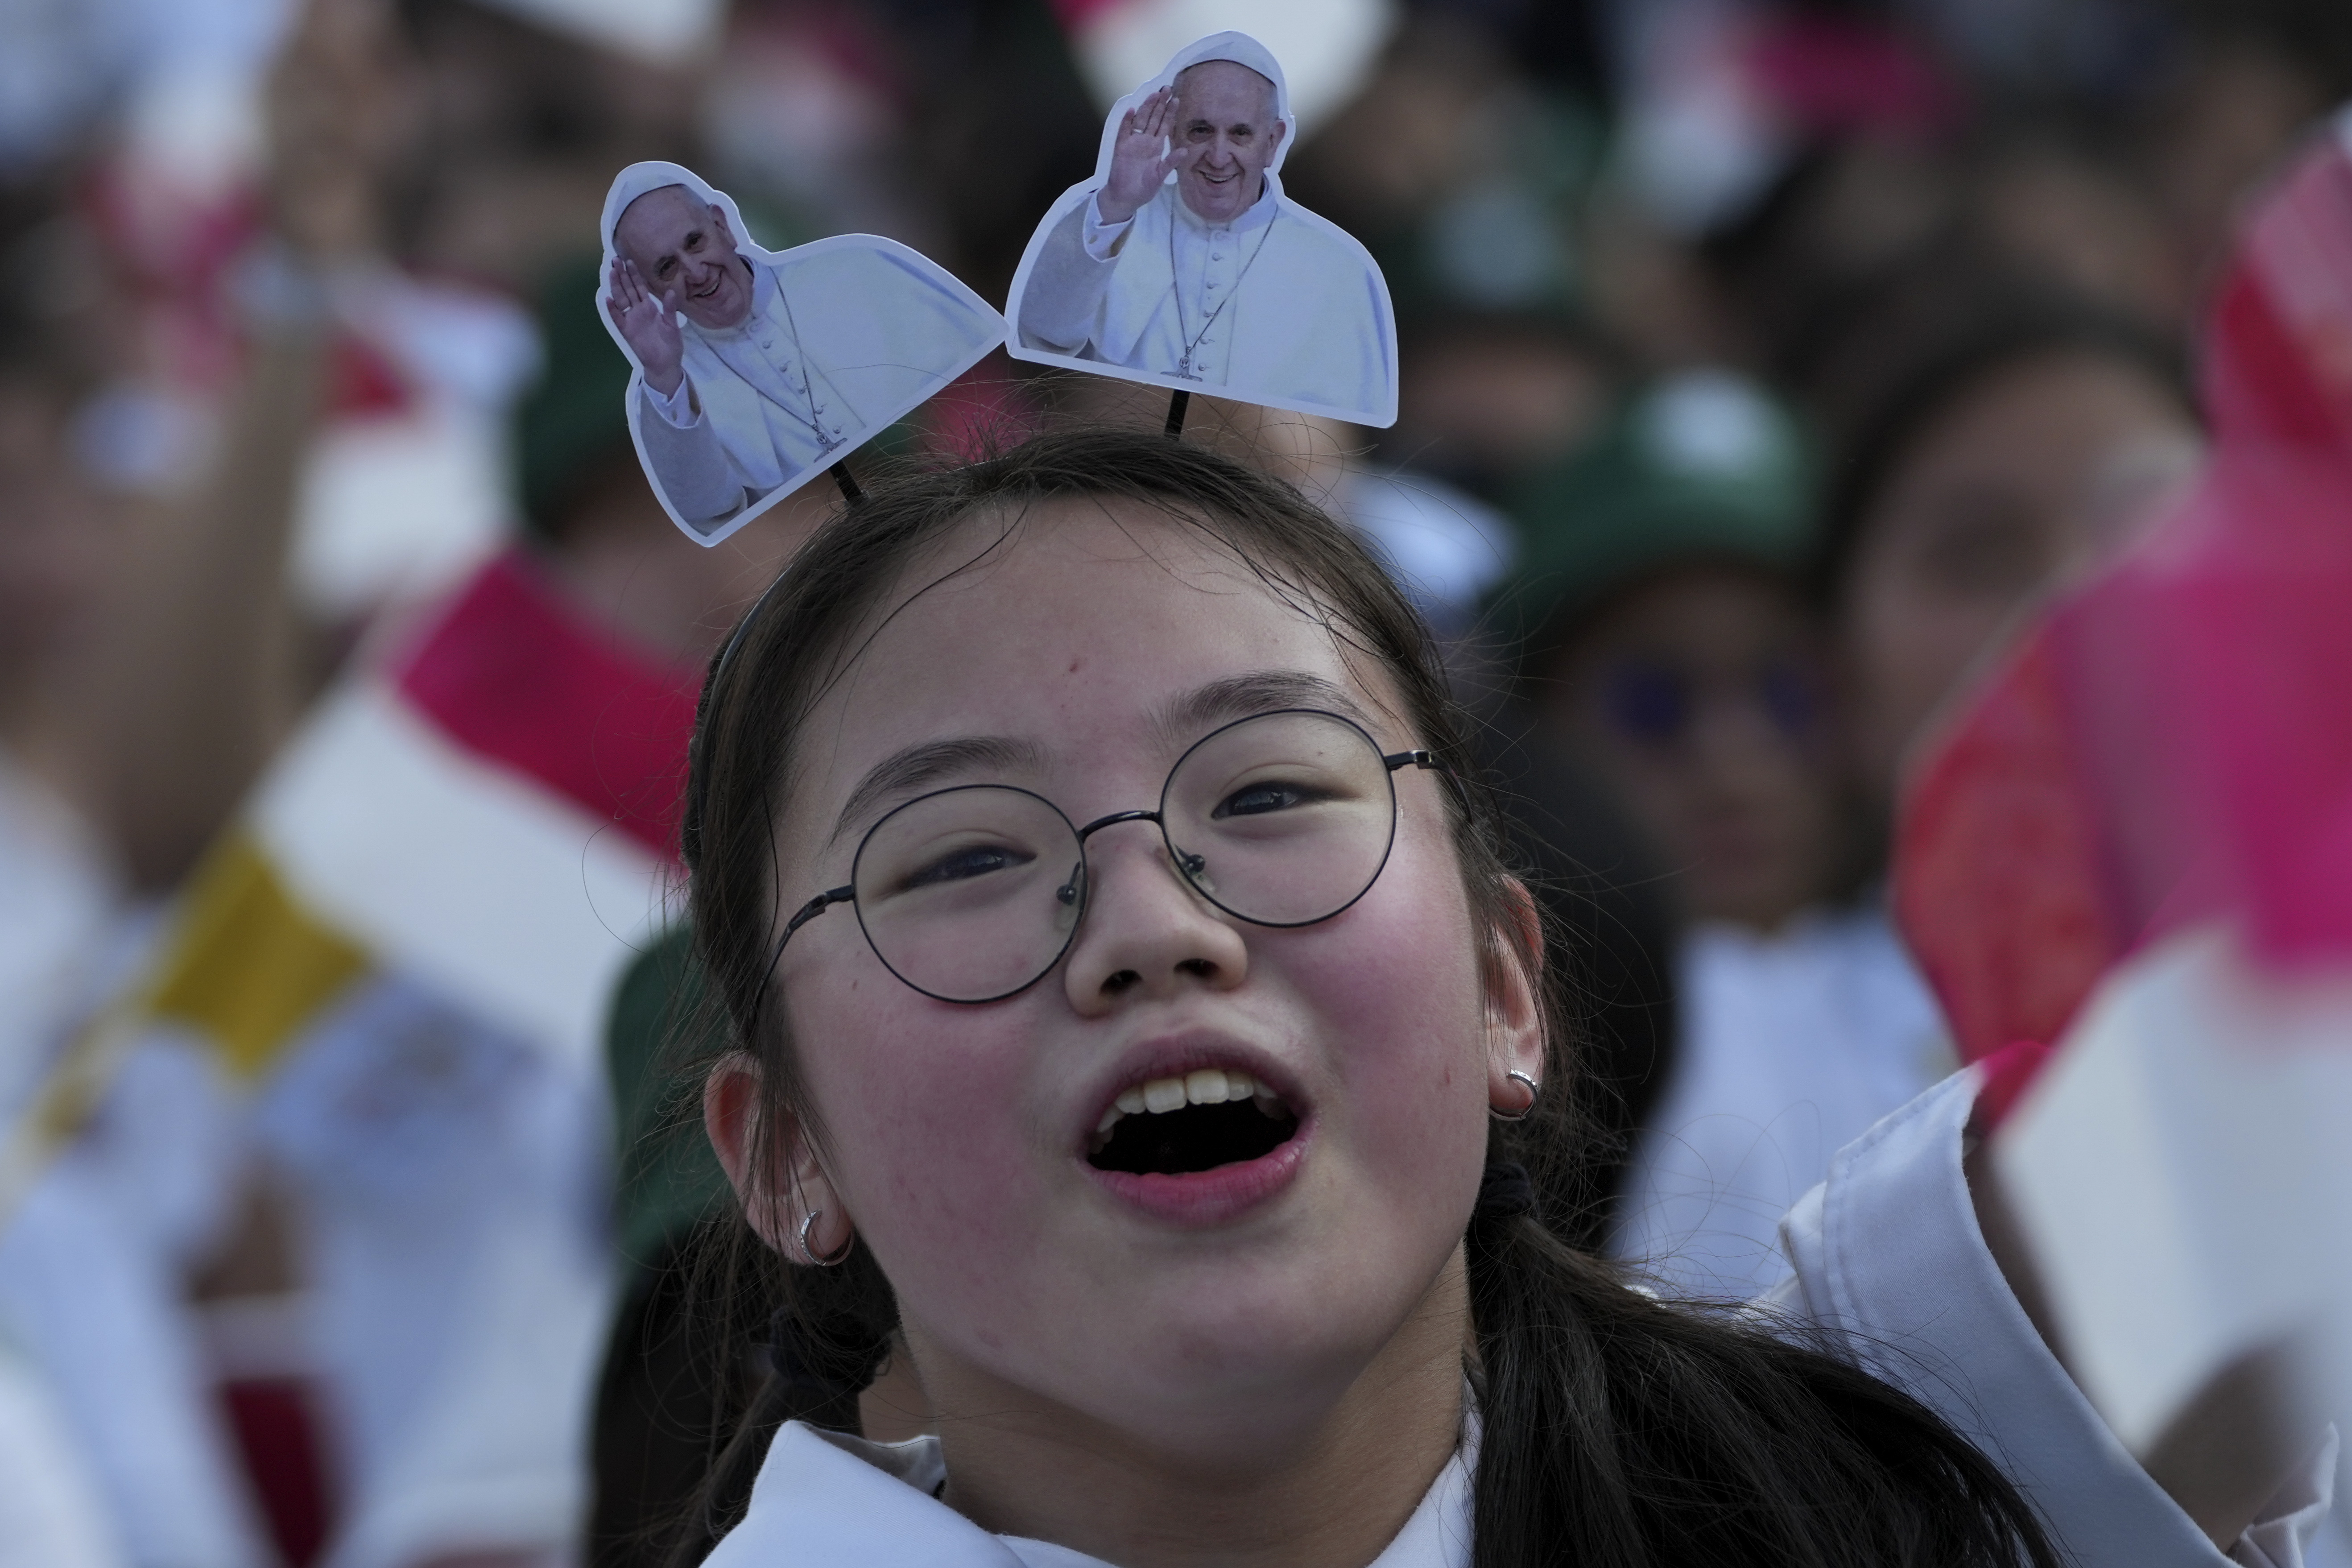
xmin=1062 ymin=1278 xmax=1409 ymax=1454
xmin=683 ymin=286 xmax=749 ymax=332
xmin=1185 ymin=182 xmax=1247 ymax=221
xmin=1130 ymin=1221 xmax=1433 ymax=1378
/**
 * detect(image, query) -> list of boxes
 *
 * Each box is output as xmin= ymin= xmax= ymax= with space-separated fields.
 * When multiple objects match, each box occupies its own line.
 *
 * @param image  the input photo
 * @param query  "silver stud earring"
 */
xmin=1491 ymin=1069 xmax=1540 ymax=1122
xmin=796 ymin=1207 xmax=853 ymax=1266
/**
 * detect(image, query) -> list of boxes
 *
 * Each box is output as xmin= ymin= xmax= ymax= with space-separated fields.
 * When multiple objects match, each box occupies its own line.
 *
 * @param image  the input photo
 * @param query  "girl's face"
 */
xmin=744 ymin=501 xmax=1540 ymax=1460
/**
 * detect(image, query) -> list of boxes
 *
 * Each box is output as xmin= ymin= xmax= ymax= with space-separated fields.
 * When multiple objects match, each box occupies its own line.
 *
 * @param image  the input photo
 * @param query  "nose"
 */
xmin=1691 ymin=687 xmax=1804 ymax=765
xmin=1061 ymin=819 xmax=1247 ymax=1014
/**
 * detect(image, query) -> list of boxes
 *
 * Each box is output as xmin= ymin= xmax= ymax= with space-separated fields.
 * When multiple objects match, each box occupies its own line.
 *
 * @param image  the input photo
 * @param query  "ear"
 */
xmin=707 ymin=201 xmax=736 ymax=242
xmin=703 ymin=1051 xmax=852 ymax=1261
xmin=1266 ymin=117 xmax=1288 ymax=156
xmin=1484 ymin=877 xmax=1548 ymax=1113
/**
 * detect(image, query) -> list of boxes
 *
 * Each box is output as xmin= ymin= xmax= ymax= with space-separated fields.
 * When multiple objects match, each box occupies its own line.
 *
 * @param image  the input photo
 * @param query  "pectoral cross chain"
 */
xmin=1168 ymin=208 xmax=1277 ymax=386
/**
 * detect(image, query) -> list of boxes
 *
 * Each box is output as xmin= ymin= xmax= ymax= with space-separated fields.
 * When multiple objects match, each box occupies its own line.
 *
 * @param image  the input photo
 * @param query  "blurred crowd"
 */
xmin=0 ymin=0 xmax=2347 ymax=1564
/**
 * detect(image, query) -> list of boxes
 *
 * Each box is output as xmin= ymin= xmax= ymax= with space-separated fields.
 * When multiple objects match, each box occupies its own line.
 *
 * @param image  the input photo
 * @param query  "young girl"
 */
xmin=670 ymin=428 xmax=2320 ymax=1566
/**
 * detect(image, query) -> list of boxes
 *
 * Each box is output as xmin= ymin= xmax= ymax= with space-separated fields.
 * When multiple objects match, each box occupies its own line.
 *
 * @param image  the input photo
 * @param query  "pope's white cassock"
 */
xmin=638 ymin=247 xmax=999 ymax=531
xmin=1017 ymin=174 xmax=1393 ymax=423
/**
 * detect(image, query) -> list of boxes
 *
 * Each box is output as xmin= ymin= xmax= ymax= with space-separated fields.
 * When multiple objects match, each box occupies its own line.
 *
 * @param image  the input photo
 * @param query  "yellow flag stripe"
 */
xmin=144 ymin=831 xmax=371 ymax=1080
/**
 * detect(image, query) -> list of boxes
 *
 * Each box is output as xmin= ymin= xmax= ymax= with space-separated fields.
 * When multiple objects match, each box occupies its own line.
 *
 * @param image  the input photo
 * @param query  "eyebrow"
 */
xmin=1154 ymin=670 xmax=1375 ymax=749
xmin=828 ymin=735 xmax=1046 ymax=849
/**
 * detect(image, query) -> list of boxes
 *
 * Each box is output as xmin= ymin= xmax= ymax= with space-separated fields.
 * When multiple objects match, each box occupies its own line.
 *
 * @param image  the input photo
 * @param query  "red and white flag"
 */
xmin=1894 ymin=112 xmax=2352 ymax=1453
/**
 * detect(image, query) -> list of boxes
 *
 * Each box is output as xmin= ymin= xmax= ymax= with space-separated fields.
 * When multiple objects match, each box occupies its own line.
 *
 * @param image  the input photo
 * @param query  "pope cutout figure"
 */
xmin=1011 ymin=33 xmax=1396 ymax=426
xmin=602 ymin=164 xmax=1001 ymax=538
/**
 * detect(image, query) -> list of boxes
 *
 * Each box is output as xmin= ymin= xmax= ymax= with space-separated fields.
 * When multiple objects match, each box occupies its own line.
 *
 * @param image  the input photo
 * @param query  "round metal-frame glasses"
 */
xmin=775 ymin=708 xmax=1447 ymax=1003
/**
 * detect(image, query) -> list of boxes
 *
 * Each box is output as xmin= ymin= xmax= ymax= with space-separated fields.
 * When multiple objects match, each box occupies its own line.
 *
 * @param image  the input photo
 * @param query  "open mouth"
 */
xmin=1087 ymin=1067 xmax=1301 ymax=1177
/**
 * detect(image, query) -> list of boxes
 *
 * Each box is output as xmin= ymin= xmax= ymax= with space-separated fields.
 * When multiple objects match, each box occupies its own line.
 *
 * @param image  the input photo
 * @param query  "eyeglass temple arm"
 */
xmin=1385 ymin=748 xmax=1474 ymax=814
xmin=781 ymin=885 xmax=855 ymax=945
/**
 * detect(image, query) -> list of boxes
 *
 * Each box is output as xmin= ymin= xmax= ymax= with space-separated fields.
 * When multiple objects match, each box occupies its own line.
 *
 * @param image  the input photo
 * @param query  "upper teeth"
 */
xmin=1096 ymin=1068 xmax=1283 ymax=1134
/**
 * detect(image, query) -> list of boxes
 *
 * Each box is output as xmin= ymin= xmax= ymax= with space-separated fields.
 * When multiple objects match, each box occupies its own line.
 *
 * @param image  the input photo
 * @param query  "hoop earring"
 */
xmin=796 ymin=1208 xmax=853 ymax=1266
xmin=1491 ymin=1069 xmax=1540 ymax=1122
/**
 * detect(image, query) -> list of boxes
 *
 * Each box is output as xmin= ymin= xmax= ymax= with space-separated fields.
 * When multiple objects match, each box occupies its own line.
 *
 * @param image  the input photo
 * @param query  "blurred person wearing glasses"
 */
xmin=1504 ymin=371 xmax=1947 ymax=1302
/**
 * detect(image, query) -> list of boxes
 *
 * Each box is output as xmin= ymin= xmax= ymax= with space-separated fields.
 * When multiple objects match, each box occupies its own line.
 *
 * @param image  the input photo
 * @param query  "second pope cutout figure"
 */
xmin=1004 ymin=32 xmax=1399 ymax=428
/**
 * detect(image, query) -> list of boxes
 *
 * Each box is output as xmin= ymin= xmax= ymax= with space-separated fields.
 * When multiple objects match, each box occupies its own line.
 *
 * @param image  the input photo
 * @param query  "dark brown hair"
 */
xmin=672 ymin=426 xmax=2060 ymax=1568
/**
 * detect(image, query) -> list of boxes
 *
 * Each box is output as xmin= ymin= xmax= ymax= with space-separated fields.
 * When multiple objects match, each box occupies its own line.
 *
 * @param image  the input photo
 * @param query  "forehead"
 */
xmin=1575 ymin=567 xmax=1810 ymax=668
xmin=784 ymin=499 xmax=1392 ymax=840
xmin=614 ymin=186 xmax=704 ymax=252
xmin=1927 ymin=350 xmax=2187 ymax=463
xmin=1175 ymin=61 xmax=1277 ymax=122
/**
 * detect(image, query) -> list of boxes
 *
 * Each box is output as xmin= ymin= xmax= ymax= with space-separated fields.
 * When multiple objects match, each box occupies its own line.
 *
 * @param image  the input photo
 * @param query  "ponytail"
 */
xmin=1464 ymin=1168 xmax=2060 ymax=1568
xmin=659 ymin=1237 xmax=899 ymax=1568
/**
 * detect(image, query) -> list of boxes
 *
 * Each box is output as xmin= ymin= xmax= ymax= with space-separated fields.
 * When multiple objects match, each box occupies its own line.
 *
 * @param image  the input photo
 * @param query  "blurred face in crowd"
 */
xmin=1545 ymin=567 xmax=1837 ymax=931
xmin=615 ymin=185 xmax=753 ymax=331
xmin=1840 ymin=349 xmax=2201 ymax=806
xmin=1173 ymin=62 xmax=1285 ymax=225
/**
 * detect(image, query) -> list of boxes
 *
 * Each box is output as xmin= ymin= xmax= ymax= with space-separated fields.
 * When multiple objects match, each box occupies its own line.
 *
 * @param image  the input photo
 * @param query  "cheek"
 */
xmin=1282 ymin=836 xmax=1495 ymax=1195
xmin=786 ymin=976 xmax=1049 ymax=1275
xmin=1854 ymin=551 xmax=1973 ymax=699
xmin=1862 ymin=582 xmax=2005 ymax=713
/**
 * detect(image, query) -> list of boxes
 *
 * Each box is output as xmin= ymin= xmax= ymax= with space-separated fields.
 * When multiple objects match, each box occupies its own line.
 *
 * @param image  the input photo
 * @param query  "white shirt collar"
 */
xmin=1000 ymin=1429 xmax=1473 ymax=1568
xmin=711 ymin=1410 xmax=1475 ymax=1568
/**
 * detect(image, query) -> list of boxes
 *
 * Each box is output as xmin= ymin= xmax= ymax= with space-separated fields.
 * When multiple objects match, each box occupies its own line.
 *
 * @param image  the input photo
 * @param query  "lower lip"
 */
xmin=1082 ymin=1125 xmax=1310 ymax=1226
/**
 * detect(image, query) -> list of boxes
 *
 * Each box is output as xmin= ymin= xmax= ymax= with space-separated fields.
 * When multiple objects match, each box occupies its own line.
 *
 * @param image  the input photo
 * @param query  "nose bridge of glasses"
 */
xmin=1072 ymin=807 xmax=1163 ymax=844
xmin=1071 ymin=807 xmax=1210 ymax=891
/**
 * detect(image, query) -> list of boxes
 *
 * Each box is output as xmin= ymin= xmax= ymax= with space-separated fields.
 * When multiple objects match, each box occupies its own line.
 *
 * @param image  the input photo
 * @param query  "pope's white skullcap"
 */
xmin=1166 ymin=31 xmax=1290 ymax=125
xmin=601 ymin=161 xmax=727 ymax=255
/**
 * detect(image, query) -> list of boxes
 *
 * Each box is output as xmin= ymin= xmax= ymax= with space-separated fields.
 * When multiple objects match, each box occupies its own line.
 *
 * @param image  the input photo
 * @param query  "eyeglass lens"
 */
xmin=847 ymin=711 xmax=1400 ymax=1002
